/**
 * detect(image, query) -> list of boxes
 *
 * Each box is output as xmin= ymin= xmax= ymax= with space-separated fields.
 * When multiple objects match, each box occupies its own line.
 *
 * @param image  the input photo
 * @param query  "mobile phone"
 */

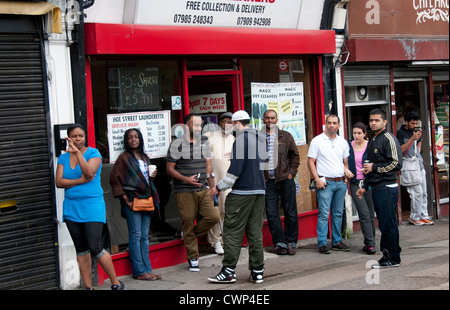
xmin=194 ymin=173 xmax=201 ymax=181
xmin=60 ymin=138 xmax=67 ymax=151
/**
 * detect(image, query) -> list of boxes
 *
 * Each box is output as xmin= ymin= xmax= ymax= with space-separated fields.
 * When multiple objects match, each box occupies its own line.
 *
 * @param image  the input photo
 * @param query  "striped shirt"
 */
xmin=167 ymin=135 xmax=211 ymax=193
xmin=266 ymin=132 xmax=276 ymax=178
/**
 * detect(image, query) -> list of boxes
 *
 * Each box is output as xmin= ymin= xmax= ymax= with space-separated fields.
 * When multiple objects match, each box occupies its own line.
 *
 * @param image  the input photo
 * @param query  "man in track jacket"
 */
xmin=357 ymin=108 xmax=403 ymax=269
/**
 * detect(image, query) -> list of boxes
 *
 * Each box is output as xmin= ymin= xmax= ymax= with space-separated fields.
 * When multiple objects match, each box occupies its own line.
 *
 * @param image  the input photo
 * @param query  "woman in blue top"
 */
xmin=56 ymin=124 xmax=124 ymax=290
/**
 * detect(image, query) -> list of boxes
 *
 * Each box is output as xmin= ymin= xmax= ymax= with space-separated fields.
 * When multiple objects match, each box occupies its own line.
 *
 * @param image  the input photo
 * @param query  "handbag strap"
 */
xmin=403 ymin=140 xmax=417 ymax=158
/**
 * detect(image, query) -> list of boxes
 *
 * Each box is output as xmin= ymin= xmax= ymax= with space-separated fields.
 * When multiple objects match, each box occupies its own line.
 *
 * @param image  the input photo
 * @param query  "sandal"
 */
xmin=135 ymin=273 xmax=161 ymax=281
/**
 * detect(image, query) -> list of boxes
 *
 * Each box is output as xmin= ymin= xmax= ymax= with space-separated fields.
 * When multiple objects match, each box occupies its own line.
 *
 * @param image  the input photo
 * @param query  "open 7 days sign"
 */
xmin=134 ymin=0 xmax=303 ymax=29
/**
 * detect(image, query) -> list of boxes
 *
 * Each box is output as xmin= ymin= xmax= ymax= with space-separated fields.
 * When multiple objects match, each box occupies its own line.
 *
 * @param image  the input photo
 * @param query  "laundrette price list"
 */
xmin=107 ymin=110 xmax=171 ymax=163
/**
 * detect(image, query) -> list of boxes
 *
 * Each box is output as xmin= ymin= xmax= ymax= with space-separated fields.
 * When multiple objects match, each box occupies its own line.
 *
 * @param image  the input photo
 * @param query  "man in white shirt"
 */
xmin=307 ymin=115 xmax=353 ymax=254
xmin=205 ymin=112 xmax=235 ymax=254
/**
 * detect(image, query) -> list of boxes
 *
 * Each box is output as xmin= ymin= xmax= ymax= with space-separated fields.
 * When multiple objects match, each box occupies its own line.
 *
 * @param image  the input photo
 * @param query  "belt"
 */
xmin=325 ymin=177 xmax=346 ymax=182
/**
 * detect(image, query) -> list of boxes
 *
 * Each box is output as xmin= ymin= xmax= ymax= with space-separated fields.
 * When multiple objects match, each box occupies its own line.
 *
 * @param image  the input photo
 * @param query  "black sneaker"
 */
xmin=332 ymin=242 xmax=350 ymax=251
xmin=319 ymin=245 xmax=331 ymax=254
xmin=111 ymin=280 xmax=125 ymax=290
xmin=208 ymin=266 xmax=236 ymax=283
xmin=188 ymin=258 xmax=200 ymax=272
xmin=372 ymin=250 xmax=400 ymax=269
xmin=249 ymin=269 xmax=264 ymax=284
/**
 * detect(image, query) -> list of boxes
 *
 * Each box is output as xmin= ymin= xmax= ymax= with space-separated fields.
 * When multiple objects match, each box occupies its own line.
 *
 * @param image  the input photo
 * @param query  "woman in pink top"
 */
xmin=347 ymin=122 xmax=376 ymax=255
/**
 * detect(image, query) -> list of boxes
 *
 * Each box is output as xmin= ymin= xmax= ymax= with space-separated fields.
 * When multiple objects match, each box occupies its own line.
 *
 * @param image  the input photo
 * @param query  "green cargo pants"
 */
xmin=222 ymin=193 xmax=265 ymax=270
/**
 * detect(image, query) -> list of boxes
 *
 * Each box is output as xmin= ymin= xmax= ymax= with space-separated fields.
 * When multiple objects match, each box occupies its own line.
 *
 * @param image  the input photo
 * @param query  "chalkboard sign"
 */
xmin=108 ymin=66 xmax=160 ymax=111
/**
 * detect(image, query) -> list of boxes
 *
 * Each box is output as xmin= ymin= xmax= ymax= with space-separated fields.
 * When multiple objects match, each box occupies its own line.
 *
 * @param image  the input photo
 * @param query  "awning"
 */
xmin=84 ymin=23 xmax=336 ymax=56
xmin=0 ymin=1 xmax=62 ymax=34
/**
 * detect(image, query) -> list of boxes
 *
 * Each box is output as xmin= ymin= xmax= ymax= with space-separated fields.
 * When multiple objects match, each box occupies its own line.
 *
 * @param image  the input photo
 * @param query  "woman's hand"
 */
xmin=66 ymin=138 xmax=80 ymax=153
xmin=122 ymin=194 xmax=133 ymax=209
xmin=150 ymin=169 xmax=157 ymax=178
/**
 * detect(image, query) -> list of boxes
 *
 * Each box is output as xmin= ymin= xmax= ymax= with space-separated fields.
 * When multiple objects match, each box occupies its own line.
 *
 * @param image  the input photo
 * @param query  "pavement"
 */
xmin=94 ymin=217 xmax=449 ymax=293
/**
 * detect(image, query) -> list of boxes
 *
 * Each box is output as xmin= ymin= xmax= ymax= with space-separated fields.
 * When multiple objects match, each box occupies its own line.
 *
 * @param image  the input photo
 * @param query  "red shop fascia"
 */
xmin=83 ymin=22 xmax=336 ymax=283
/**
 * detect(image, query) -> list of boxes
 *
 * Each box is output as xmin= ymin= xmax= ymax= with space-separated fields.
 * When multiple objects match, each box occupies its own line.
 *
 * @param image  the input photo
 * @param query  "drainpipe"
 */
xmin=70 ymin=0 xmax=94 ymax=135
xmin=320 ymin=0 xmax=347 ymax=121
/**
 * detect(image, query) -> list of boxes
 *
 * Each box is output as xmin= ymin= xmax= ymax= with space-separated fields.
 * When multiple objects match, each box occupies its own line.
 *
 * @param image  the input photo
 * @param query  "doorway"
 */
xmin=394 ymin=79 xmax=433 ymax=221
xmin=182 ymin=59 xmax=244 ymax=121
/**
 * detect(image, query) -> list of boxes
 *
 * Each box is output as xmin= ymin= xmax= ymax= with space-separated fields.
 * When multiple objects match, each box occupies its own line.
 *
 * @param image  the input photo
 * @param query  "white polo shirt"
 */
xmin=308 ymin=132 xmax=349 ymax=178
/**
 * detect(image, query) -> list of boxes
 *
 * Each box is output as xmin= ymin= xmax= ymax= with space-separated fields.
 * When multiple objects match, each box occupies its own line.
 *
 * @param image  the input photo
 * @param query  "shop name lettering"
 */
xmin=110 ymin=114 xmax=164 ymax=129
xmin=365 ymin=0 xmax=449 ymax=25
xmin=174 ymin=1 xmax=273 ymax=26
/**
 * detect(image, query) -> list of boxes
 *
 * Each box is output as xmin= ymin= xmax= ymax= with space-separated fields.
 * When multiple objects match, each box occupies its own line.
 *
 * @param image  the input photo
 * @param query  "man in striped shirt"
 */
xmin=357 ymin=108 xmax=403 ymax=269
xmin=167 ymin=114 xmax=220 ymax=272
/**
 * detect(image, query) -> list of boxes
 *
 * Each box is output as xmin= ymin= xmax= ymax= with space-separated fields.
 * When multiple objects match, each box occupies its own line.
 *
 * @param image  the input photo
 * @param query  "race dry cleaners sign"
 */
xmin=107 ymin=111 xmax=171 ymax=162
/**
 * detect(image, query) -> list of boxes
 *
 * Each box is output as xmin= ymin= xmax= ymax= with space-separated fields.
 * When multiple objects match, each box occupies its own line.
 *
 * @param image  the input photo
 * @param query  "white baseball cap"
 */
xmin=231 ymin=110 xmax=250 ymax=121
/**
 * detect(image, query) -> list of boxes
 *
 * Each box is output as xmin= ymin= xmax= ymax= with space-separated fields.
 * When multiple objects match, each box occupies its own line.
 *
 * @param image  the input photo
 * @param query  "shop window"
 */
xmin=345 ymin=84 xmax=390 ymax=139
xmin=241 ymin=58 xmax=317 ymax=213
xmin=91 ymin=59 xmax=181 ymax=163
xmin=91 ymin=58 xmax=183 ymax=251
xmin=434 ymin=82 xmax=449 ymax=202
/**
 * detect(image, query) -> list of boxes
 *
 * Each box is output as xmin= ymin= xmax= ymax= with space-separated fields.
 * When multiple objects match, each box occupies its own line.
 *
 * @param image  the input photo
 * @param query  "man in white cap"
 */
xmin=208 ymin=110 xmax=268 ymax=284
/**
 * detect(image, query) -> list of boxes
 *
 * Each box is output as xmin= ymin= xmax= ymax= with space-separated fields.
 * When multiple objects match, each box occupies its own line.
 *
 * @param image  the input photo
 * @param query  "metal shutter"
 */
xmin=0 ymin=34 xmax=58 ymax=289
xmin=344 ymin=65 xmax=391 ymax=86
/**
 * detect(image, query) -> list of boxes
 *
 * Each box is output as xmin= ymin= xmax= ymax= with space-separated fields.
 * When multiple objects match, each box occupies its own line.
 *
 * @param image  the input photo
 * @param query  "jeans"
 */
xmin=349 ymin=182 xmax=376 ymax=247
xmin=372 ymin=185 xmax=402 ymax=262
xmin=316 ymin=180 xmax=347 ymax=248
xmin=123 ymin=203 xmax=153 ymax=277
xmin=265 ymin=179 xmax=298 ymax=249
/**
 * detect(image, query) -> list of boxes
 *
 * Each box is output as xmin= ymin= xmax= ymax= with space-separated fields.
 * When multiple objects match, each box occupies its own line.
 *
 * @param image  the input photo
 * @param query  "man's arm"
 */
xmin=307 ymin=157 xmax=326 ymax=189
xmin=166 ymin=161 xmax=201 ymax=187
xmin=372 ymin=133 xmax=402 ymax=174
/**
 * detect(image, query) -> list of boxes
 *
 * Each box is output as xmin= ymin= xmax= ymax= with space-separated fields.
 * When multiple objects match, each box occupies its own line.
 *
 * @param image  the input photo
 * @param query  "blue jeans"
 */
xmin=372 ymin=185 xmax=401 ymax=262
xmin=123 ymin=202 xmax=153 ymax=277
xmin=316 ymin=180 xmax=347 ymax=248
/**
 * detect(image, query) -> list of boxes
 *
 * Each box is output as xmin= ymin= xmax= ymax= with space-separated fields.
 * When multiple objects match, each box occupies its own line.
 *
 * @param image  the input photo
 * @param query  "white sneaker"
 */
xmin=213 ymin=241 xmax=224 ymax=255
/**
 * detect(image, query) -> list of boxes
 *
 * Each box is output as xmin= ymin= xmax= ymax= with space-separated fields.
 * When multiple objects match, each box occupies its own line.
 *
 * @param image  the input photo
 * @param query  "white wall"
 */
xmin=45 ymin=13 xmax=79 ymax=290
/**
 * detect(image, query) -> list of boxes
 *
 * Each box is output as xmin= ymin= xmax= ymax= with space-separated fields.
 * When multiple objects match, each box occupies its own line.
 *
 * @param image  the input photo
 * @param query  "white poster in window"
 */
xmin=250 ymin=83 xmax=278 ymax=130
xmin=189 ymin=93 xmax=227 ymax=114
xmin=107 ymin=110 xmax=171 ymax=163
xmin=251 ymin=82 xmax=306 ymax=146
xmin=278 ymin=82 xmax=306 ymax=146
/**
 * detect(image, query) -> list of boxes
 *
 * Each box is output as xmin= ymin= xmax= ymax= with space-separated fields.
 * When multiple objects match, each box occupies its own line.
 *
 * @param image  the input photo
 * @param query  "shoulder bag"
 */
xmin=132 ymin=197 xmax=154 ymax=212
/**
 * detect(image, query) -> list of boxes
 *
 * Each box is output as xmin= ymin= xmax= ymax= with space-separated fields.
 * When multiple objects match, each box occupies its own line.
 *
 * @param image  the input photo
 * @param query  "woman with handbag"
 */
xmin=56 ymin=124 xmax=124 ymax=290
xmin=110 ymin=128 xmax=162 ymax=281
xmin=347 ymin=122 xmax=377 ymax=255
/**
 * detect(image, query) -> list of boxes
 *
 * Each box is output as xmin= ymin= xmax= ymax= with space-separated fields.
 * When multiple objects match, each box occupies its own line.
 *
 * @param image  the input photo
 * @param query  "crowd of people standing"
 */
xmin=57 ymin=107 xmax=434 ymax=288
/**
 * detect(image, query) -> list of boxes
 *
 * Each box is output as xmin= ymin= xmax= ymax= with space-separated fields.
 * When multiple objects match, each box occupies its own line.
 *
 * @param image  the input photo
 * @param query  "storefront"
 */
xmin=83 ymin=1 xmax=336 ymax=283
xmin=342 ymin=0 xmax=449 ymax=222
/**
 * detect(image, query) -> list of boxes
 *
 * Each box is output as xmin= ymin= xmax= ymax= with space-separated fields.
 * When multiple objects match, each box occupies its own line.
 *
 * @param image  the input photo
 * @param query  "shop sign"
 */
xmin=348 ymin=0 xmax=449 ymax=37
xmin=189 ymin=93 xmax=227 ymax=114
xmin=107 ymin=110 xmax=171 ymax=162
xmin=251 ymin=82 xmax=306 ymax=146
xmin=107 ymin=66 xmax=160 ymax=111
xmin=133 ymin=0 xmax=302 ymax=29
